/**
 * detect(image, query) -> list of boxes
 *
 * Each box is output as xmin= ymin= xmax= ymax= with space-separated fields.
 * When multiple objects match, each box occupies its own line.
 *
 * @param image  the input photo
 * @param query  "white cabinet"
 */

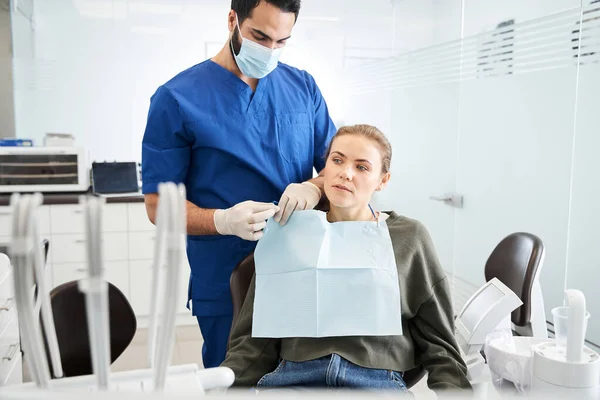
xmin=44 ymin=199 xmax=192 ymax=321
xmin=49 ymin=204 xmax=128 ymax=234
xmin=127 ymin=203 xmax=154 ymax=232
xmin=128 ymin=260 xmax=153 ymax=316
xmin=0 ymin=320 xmax=21 ymax=387
xmin=127 ymin=202 xmax=190 ymax=318
xmin=0 ymin=255 xmax=21 ymax=387
xmin=0 ymin=205 xmax=51 ymax=237
xmin=0 ymin=351 xmax=22 ymax=386
xmin=129 ymin=260 xmax=191 ymax=317
xmin=53 ymin=261 xmax=130 ymax=298
xmin=128 ymin=232 xmax=155 ymax=261
xmin=0 ymin=267 xmax=16 ymax=338
xmin=51 ymin=233 xmax=129 ymax=264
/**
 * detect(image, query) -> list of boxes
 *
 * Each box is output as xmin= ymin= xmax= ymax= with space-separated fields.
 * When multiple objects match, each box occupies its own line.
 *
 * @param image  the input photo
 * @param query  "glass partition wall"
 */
xmin=10 ymin=0 xmax=600 ymax=348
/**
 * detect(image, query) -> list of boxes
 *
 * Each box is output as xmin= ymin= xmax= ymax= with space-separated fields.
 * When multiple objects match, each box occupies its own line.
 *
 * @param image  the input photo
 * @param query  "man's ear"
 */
xmin=228 ymin=10 xmax=236 ymax=33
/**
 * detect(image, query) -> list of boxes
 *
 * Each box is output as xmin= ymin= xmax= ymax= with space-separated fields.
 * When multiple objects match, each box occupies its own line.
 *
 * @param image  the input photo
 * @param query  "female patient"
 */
xmin=221 ymin=125 xmax=471 ymax=394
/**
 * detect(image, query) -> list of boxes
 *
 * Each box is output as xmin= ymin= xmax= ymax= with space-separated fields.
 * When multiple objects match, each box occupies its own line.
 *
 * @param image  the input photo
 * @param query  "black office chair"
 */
xmin=484 ymin=232 xmax=545 ymax=337
xmin=229 ymin=253 xmax=426 ymax=389
xmin=41 ymin=280 xmax=137 ymax=377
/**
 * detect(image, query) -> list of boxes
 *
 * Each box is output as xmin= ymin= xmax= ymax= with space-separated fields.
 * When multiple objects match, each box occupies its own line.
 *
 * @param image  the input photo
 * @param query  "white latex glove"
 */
xmin=213 ymin=201 xmax=280 ymax=241
xmin=274 ymin=181 xmax=322 ymax=226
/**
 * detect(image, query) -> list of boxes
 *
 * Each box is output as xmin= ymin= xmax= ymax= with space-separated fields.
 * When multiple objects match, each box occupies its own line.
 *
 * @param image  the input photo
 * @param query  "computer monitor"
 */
xmin=455 ymin=277 xmax=523 ymax=355
xmin=92 ymin=162 xmax=139 ymax=194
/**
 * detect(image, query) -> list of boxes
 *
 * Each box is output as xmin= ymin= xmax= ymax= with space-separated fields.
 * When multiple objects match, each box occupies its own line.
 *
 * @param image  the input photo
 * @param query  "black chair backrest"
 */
xmin=230 ymin=253 xmax=255 ymax=332
xmin=484 ymin=232 xmax=544 ymax=327
xmin=42 ymin=280 xmax=137 ymax=377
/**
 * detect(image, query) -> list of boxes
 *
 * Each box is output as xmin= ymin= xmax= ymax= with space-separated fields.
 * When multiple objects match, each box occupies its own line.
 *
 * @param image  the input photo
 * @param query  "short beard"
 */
xmin=230 ymin=29 xmax=242 ymax=58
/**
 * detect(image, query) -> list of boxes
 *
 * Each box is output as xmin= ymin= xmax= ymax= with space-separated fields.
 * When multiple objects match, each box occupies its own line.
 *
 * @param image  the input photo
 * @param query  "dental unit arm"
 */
xmin=4 ymin=186 xmax=234 ymax=394
xmin=146 ymin=183 xmax=235 ymax=391
xmin=147 ymin=183 xmax=186 ymax=391
xmin=9 ymin=193 xmax=64 ymax=388
xmin=79 ymin=195 xmax=112 ymax=390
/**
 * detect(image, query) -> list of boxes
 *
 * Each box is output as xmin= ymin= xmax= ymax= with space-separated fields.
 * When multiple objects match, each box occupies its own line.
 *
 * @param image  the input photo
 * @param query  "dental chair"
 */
xmin=229 ymin=252 xmax=427 ymax=389
xmin=41 ymin=280 xmax=137 ymax=377
xmin=484 ymin=232 xmax=546 ymax=338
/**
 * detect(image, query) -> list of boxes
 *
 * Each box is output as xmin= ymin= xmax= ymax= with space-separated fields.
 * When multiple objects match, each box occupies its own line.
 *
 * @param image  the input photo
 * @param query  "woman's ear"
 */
xmin=376 ymin=172 xmax=391 ymax=192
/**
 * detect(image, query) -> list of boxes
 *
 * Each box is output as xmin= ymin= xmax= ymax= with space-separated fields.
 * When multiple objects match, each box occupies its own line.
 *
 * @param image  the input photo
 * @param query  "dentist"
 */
xmin=141 ymin=0 xmax=336 ymax=369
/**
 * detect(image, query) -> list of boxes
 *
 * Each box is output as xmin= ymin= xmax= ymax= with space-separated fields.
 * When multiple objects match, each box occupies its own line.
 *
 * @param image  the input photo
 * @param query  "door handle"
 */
xmin=429 ymin=192 xmax=464 ymax=208
xmin=3 ymin=343 xmax=19 ymax=361
xmin=0 ymin=298 xmax=15 ymax=311
xmin=430 ymin=195 xmax=452 ymax=202
xmin=76 ymin=267 xmax=105 ymax=273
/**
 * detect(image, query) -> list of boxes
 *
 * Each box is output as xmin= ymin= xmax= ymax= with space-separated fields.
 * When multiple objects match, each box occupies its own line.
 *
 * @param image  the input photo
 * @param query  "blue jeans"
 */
xmin=256 ymin=354 xmax=409 ymax=392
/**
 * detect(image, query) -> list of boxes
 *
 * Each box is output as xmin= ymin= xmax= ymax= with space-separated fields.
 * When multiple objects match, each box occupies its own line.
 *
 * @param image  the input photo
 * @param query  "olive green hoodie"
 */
xmin=222 ymin=212 xmax=472 ymax=393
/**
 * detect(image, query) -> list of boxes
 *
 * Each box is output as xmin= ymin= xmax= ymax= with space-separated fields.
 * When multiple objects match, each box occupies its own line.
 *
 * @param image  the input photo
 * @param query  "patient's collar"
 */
xmin=379 ymin=212 xmax=390 ymax=221
xmin=326 ymin=205 xmax=378 ymax=223
xmin=324 ymin=209 xmax=390 ymax=224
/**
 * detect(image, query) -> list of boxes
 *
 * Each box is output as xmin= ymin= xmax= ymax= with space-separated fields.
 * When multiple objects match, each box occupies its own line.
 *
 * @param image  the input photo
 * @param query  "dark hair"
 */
xmin=231 ymin=0 xmax=301 ymax=24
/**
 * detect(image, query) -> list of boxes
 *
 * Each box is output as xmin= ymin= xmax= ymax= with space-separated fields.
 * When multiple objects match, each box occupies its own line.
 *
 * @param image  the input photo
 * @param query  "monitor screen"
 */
xmin=92 ymin=162 xmax=138 ymax=194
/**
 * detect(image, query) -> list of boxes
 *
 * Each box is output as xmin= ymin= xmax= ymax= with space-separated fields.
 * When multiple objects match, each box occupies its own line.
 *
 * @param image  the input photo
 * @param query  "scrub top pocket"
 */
xmin=275 ymin=112 xmax=313 ymax=164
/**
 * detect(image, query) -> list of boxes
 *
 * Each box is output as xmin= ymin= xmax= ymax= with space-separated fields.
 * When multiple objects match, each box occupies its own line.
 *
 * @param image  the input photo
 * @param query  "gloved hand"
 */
xmin=274 ymin=181 xmax=322 ymax=226
xmin=214 ymin=201 xmax=280 ymax=241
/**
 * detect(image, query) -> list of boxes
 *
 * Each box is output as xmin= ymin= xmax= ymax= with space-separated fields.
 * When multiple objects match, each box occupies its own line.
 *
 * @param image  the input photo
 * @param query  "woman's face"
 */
xmin=323 ymin=134 xmax=390 ymax=210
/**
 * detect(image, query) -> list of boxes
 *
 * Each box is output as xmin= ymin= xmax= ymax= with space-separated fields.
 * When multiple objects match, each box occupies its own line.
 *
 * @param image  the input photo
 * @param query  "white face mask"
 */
xmin=230 ymin=14 xmax=283 ymax=79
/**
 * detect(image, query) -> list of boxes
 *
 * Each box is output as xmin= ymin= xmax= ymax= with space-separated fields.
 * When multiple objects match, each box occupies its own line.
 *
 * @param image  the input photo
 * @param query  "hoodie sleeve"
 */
xmin=409 ymin=278 xmax=473 ymax=393
xmin=220 ymin=274 xmax=281 ymax=387
xmin=407 ymin=223 xmax=472 ymax=394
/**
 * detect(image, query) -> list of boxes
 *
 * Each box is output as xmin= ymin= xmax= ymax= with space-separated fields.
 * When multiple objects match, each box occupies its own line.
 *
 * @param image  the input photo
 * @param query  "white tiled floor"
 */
xmin=111 ymin=325 xmax=204 ymax=372
xmin=111 ymin=325 xmax=437 ymax=398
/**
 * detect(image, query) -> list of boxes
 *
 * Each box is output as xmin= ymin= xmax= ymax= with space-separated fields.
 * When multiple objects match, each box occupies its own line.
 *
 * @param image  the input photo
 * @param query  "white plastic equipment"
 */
xmin=8 ymin=193 xmax=64 ymax=386
xmin=485 ymin=334 xmax=550 ymax=391
xmin=455 ymin=278 xmax=523 ymax=356
xmin=0 ymin=186 xmax=234 ymax=395
xmin=530 ymin=290 xmax=600 ymax=398
xmin=454 ymin=278 xmax=524 ymax=382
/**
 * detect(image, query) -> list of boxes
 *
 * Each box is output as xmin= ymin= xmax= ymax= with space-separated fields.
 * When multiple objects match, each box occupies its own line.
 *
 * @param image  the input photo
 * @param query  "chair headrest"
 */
xmin=484 ymin=232 xmax=544 ymax=327
xmin=43 ymin=280 xmax=137 ymax=377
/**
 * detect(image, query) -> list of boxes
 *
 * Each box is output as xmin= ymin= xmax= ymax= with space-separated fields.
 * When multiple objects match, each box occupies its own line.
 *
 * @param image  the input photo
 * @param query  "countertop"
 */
xmin=0 ymin=191 xmax=145 ymax=206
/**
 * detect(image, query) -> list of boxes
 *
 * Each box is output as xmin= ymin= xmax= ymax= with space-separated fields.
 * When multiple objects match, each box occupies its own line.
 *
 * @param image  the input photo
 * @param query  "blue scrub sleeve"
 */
xmin=306 ymin=73 xmax=337 ymax=173
xmin=141 ymin=85 xmax=191 ymax=194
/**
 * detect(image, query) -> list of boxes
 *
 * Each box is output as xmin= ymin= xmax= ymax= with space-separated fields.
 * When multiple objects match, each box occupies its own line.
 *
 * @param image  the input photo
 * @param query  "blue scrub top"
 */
xmin=141 ymin=60 xmax=336 ymax=317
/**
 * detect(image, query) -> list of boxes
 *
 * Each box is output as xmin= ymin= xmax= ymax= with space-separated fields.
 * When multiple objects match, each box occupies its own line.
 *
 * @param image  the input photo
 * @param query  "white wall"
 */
xmin=0 ymin=6 xmax=15 ymax=138
xmin=14 ymin=0 xmax=228 ymax=162
xmin=566 ymin=61 xmax=600 ymax=348
xmin=11 ymin=0 xmax=600 ymax=346
xmin=13 ymin=0 xmax=357 ymax=162
xmin=341 ymin=0 xmax=600 ymax=347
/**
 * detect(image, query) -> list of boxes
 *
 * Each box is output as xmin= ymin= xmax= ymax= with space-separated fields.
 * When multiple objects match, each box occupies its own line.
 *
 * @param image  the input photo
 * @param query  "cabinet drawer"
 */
xmin=0 ymin=235 xmax=52 ymax=265
xmin=0 ymin=350 xmax=22 ymax=386
xmin=128 ymin=203 xmax=155 ymax=232
xmin=0 ymin=263 xmax=17 ymax=337
xmin=51 ymin=232 xmax=128 ymax=263
xmin=0 ymin=278 xmax=17 ymax=339
xmin=50 ymin=203 xmax=128 ymax=234
xmin=129 ymin=260 xmax=190 ymax=317
xmin=0 ymin=320 xmax=21 ymax=387
xmin=128 ymin=231 xmax=156 ymax=260
xmin=0 ymin=205 xmax=51 ymax=237
xmin=129 ymin=260 xmax=152 ymax=316
xmin=53 ymin=261 xmax=130 ymax=298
